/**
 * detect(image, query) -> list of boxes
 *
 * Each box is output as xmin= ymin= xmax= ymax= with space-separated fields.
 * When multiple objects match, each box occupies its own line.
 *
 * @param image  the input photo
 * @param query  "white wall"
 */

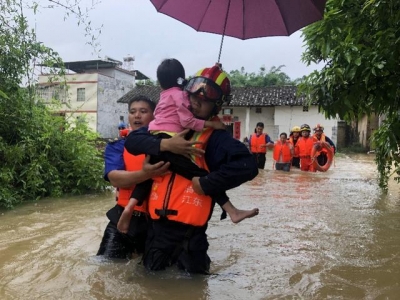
xmin=39 ymin=69 xmax=135 ymax=138
xmin=219 ymin=105 xmax=339 ymax=143
xmin=38 ymin=73 xmax=99 ymax=132
xmin=275 ymin=106 xmax=338 ymax=144
xmin=220 ymin=106 xmax=276 ymax=141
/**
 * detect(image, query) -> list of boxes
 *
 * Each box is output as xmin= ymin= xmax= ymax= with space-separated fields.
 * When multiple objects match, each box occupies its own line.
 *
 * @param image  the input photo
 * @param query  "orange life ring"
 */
xmin=311 ymin=141 xmax=334 ymax=172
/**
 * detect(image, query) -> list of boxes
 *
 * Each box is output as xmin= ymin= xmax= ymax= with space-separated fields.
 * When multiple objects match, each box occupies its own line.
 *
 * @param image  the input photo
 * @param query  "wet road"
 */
xmin=0 ymin=153 xmax=399 ymax=299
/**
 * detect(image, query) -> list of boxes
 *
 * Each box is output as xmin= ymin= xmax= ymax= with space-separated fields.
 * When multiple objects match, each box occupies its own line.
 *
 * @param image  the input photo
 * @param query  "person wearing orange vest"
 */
xmin=119 ymin=64 xmax=259 ymax=233
xmin=289 ymin=126 xmax=301 ymax=168
xmin=295 ymin=124 xmax=316 ymax=172
xmin=125 ymin=65 xmax=259 ymax=274
xmin=273 ymin=132 xmax=294 ymax=172
xmin=249 ymin=122 xmax=274 ymax=169
xmin=97 ymin=96 xmax=171 ymax=259
xmin=312 ymin=124 xmax=336 ymax=166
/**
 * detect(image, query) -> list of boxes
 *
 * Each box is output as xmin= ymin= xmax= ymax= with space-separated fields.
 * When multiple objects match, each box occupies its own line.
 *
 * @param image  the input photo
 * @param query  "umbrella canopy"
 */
xmin=150 ymin=0 xmax=327 ymax=40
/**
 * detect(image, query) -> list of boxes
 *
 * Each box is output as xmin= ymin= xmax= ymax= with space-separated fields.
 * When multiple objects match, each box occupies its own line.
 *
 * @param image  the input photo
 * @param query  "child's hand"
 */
xmin=206 ymin=120 xmax=226 ymax=130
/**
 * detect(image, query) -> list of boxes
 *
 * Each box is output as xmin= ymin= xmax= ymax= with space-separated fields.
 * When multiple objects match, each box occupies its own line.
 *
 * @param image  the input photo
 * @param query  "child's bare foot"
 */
xmin=230 ymin=208 xmax=259 ymax=224
xmin=117 ymin=208 xmax=132 ymax=234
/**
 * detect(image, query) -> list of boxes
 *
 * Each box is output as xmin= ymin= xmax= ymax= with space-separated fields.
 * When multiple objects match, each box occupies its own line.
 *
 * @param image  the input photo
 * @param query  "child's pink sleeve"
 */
xmin=176 ymin=93 xmax=205 ymax=132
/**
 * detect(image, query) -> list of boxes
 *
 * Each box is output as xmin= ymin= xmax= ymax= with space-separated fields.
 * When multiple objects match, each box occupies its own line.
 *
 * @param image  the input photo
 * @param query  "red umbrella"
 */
xmin=150 ymin=0 xmax=327 ymax=62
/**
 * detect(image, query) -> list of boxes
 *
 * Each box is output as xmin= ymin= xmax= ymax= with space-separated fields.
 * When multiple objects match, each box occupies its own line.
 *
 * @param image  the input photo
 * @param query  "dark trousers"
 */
xmin=275 ymin=162 xmax=291 ymax=172
xmin=97 ymin=205 xmax=148 ymax=259
xmin=291 ymin=157 xmax=300 ymax=168
xmin=143 ymin=219 xmax=211 ymax=274
xmin=252 ymin=152 xmax=266 ymax=169
xmin=317 ymin=153 xmax=328 ymax=166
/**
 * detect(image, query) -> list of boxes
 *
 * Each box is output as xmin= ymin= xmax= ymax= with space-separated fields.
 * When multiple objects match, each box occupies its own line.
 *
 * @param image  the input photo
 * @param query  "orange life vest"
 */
xmin=273 ymin=141 xmax=293 ymax=163
xmin=250 ymin=133 xmax=267 ymax=153
xmin=289 ymin=137 xmax=299 ymax=157
xmin=148 ymin=127 xmax=214 ymax=227
xmin=295 ymin=136 xmax=315 ymax=158
xmin=116 ymin=149 xmax=148 ymax=213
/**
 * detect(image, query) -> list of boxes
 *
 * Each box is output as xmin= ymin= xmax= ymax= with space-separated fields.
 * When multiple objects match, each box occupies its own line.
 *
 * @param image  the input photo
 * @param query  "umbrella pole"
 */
xmin=217 ymin=0 xmax=231 ymax=64
xmin=217 ymin=34 xmax=225 ymax=64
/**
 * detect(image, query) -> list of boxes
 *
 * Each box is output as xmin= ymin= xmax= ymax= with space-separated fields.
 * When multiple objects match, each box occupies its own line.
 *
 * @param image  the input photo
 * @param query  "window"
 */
xmin=302 ymin=105 xmax=309 ymax=112
xmin=37 ymin=86 xmax=52 ymax=103
xmin=77 ymin=88 xmax=85 ymax=102
xmin=37 ymin=85 xmax=67 ymax=103
xmin=255 ymin=107 xmax=262 ymax=113
xmin=222 ymin=108 xmax=233 ymax=115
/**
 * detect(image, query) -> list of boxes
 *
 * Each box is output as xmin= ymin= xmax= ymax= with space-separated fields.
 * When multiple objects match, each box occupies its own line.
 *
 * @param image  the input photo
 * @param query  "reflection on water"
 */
xmin=0 ymin=154 xmax=399 ymax=299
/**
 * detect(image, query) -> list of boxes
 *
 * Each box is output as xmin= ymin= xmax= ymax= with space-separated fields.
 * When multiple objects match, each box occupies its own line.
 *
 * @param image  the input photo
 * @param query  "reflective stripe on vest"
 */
xmin=148 ymin=126 xmax=214 ymax=226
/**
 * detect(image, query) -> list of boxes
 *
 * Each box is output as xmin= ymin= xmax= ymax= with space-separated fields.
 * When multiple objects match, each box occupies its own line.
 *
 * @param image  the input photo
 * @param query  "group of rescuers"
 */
xmin=98 ymin=59 xmax=336 ymax=275
xmin=246 ymin=122 xmax=336 ymax=172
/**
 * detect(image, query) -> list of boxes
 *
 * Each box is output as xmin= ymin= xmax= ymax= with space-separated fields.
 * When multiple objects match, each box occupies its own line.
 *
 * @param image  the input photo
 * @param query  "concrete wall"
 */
xmin=39 ymin=73 xmax=99 ymax=132
xmin=219 ymin=105 xmax=339 ymax=143
xmin=336 ymin=121 xmax=346 ymax=150
xmin=39 ymin=69 xmax=135 ymax=138
xmin=97 ymin=69 xmax=135 ymax=138
xmin=357 ymin=114 xmax=379 ymax=150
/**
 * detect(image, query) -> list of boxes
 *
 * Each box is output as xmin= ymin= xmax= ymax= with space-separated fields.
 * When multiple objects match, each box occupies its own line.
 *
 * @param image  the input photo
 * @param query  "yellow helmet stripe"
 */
xmin=195 ymin=68 xmax=205 ymax=77
xmin=214 ymin=72 xmax=227 ymax=86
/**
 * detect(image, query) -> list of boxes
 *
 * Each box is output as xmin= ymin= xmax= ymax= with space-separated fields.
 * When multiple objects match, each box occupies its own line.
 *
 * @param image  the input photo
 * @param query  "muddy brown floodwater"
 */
xmin=0 ymin=153 xmax=399 ymax=300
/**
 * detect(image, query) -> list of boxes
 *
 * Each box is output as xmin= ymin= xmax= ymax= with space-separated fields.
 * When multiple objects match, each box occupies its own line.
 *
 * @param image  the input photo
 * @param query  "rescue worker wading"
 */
xmin=273 ymin=132 xmax=294 ymax=172
xmin=124 ymin=65 xmax=258 ymax=274
xmin=97 ymin=96 xmax=169 ymax=259
xmin=295 ymin=124 xmax=316 ymax=172
xmin=289 ymin=126 xmax=301 ymax=168
xmin=249 ymin=122 xmax=274 ymax=169
xmin=311 ymin=124 xmax=336 ymax=166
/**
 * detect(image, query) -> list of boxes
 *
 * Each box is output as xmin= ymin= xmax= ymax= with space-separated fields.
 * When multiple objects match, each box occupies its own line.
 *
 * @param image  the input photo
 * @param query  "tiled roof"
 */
xmin=117 ymin=85 xmax=161 ymax=104
xmin=117 ymin=85 xmax=307 ymax=107
xmin=231 ymin=86 xmax=306 ymax=106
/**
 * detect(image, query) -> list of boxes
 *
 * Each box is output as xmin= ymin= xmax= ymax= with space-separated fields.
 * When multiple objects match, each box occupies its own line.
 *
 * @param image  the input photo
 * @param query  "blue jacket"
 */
xmin=124 ymin=127 xmax=258 ymax=198
xmin=103 ymin=139 xmax=125 ymax=182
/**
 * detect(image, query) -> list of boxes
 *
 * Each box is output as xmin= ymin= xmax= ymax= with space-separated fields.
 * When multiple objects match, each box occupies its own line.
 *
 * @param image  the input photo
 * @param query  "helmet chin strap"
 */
xmin=210 ymin=103 xmax=222 ymax=119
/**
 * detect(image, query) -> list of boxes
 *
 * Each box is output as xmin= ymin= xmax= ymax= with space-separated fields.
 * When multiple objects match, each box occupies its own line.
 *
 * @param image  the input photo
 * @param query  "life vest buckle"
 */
xmin=155 ymin=209 xmax=178 ymax=217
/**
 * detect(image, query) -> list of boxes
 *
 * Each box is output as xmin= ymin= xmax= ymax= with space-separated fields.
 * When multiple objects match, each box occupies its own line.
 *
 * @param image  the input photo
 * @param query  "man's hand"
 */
xmin=142 ymin=155 xmax=170 ymax=177
xmin=160 ymin=129 xmax=205 ymax=159
xmin=267 ymin=142 xmax=274 ymax=149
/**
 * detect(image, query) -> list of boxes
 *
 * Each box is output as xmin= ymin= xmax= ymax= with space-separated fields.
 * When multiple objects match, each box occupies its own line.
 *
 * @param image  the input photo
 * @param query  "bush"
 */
xmin=0 ymin=93 xmax=109 ymax=209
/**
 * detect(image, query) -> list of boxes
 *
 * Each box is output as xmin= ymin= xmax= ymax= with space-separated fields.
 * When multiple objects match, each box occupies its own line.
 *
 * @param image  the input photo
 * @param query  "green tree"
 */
xmin=228 ymin=65 xmax=294 ymax=87
xmin=300 ymin=0 xmax=400 ymax=189
xmin=0 ymin=0 xmax=108 ymax=209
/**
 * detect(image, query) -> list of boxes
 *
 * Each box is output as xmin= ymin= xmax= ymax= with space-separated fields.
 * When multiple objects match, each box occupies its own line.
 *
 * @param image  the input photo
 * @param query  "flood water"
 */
xmin=1 ymin=153 xmax=399 ymax=300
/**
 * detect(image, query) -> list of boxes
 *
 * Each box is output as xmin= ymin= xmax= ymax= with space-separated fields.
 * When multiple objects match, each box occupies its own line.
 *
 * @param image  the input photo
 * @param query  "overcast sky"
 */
xmin=29 ymin=0 xmax=323 ymax=81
